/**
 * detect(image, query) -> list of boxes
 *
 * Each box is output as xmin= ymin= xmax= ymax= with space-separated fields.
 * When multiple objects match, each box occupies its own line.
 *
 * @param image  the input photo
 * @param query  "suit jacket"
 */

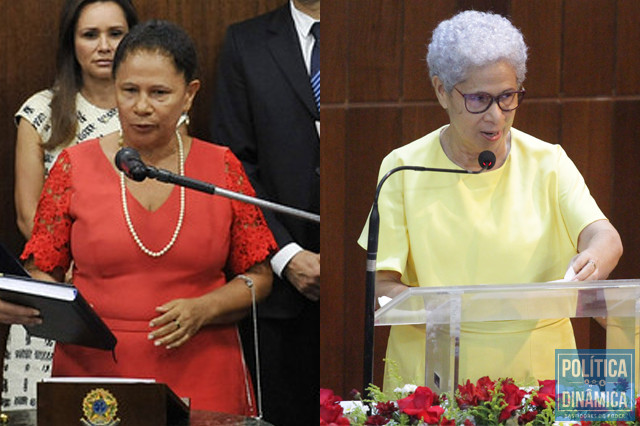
xmin=211 ymin=4 xmax=320 ymax=319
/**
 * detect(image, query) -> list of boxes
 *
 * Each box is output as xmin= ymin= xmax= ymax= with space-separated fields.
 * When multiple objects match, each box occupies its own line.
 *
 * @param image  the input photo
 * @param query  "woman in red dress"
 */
xmin=19 ymin=20 xmax=277 ymax=415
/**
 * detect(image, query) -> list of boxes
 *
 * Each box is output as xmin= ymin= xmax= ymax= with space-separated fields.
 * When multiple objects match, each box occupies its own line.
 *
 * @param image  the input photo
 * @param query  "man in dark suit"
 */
xmin=210 ymin=1 xmax=319 ymax=424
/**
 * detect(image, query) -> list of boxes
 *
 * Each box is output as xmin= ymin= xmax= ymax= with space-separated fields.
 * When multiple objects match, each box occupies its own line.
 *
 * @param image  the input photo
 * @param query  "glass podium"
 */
xmin=374 ymin=279 xmax=640 ymax=392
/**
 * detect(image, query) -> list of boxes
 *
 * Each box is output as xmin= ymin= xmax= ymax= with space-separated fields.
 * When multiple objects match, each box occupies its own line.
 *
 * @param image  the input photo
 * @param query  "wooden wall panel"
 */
xmin=347 ymin=0 xmax=403 ymax=102
xmin=561 ymin=101 xmax=614 ymax=216
xmin=401 ymin=104 xmax=448 ymax=145
xmin=345 ymin=108 xmax=401 ymax=200
xmin=611 ymin=100 xmax=640 ymax=279
xmin=0 ymin=1 xmax=63 ymax=255
xmin=374 ymin=327 xmax=391 ymax=388
xmin=457 ymin=0 xmax=509 ymax=15
xmin=323 ymin=0 xmax=347 ymax=104
xmin=320 ymin=108 xmax=347 ymax=390
xmin=402 ymin=0 xmax=456 ymax=102
xmin=340 ymin=107 xmax=401 ymax=390
xmin=616 ymin=0 xmax=640 ymax=94
xmin=511 ymin=0 xmax=562 ymax=98
xmin=510 ymin=101 xmax=561 ymax=145
xmin=562 ymin=0 xmax=616 ymax=96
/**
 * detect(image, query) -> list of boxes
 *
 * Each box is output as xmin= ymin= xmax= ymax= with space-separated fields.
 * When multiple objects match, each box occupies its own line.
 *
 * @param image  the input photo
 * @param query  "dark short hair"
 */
xmin=113 ymin=19 xmax=198 ymax=82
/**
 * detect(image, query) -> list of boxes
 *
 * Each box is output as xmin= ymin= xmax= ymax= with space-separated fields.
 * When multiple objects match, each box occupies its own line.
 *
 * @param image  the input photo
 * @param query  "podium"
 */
xmin=375 ymin=279 xmax=640 ymax=392
xmin=37 ymin=381 xmax=189 ymax=425
xmin=2 ymin=408 xmax=273 ymax=426
xmin=30 ymin=380 xmax=276 ymax=425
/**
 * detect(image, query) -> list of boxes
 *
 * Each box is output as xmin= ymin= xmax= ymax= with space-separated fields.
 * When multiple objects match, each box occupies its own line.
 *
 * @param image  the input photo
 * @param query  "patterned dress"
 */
xmin=4 ymin=90 xmax=119 ymax=410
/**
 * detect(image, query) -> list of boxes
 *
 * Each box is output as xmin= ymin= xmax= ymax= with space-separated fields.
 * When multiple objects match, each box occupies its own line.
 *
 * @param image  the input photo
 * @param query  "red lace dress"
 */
xmin=22 ymin=138 xmax=277 ymax=414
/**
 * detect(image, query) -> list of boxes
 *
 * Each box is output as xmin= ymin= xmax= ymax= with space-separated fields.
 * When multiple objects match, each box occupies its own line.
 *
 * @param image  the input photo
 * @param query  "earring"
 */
xmin=178 ymin=112 xmax=190 ymax=128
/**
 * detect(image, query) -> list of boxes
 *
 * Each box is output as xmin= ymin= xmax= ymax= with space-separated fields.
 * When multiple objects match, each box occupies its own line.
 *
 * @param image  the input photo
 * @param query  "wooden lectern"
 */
xmin=37 ymin=382 xmax=189 ymax=425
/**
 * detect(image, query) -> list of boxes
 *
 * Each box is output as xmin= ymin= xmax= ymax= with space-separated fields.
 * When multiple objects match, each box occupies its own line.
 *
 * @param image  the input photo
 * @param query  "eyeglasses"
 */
xmin=454 ymin=87 xmax=526 ymax=114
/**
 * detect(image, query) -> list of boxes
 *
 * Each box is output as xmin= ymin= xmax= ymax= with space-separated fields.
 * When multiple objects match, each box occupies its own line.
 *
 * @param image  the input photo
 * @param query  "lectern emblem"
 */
xmin=81 ymin=388 xmax=121 ymax=426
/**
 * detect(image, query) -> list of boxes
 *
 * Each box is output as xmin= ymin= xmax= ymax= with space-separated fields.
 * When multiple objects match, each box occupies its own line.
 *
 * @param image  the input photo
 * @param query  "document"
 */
xmin=0 ymin=274 xmax=116 ymax=350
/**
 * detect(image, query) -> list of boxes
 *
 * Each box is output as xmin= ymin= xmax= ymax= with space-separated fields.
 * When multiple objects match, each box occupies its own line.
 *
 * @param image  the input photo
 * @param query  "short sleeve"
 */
xmin=357 ymin=150 xmax=411 ymax=281
xmin=555 ymin=145 xmax=606 ymax=246
xmin=224 ymin=149 xmax=278 ymax=275
xmin=15 ymin=89 xmax=53 ymax=143
xmin=20 ymin=150 xmax=73 ymax=273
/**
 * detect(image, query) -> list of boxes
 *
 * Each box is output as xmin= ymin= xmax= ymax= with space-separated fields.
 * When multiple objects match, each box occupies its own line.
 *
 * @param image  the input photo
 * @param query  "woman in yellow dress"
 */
xmin=359 ymin=10 xmax=623 ymax=391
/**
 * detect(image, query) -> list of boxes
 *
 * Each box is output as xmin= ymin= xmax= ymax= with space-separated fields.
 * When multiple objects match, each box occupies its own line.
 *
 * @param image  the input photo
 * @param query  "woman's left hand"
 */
xmin=568 ymin=254 xmax=600 ymax=281
xmin=148 ymin=298 xmax=209 ymax=349
xmin=147 ymin=263 xmax=273 ymax=349
xmin=571 ymin=219 xmax=623 ymax=282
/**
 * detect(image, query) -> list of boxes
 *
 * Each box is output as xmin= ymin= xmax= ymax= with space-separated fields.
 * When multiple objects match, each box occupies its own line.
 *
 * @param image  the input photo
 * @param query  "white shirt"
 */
xmin=270 ymin=2 xmax=319 ymax=278
xmin=290 ymin=0 xmax=319 ymax=75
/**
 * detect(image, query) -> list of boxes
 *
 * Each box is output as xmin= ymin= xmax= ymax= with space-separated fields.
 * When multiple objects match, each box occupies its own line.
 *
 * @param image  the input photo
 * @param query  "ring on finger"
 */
xmin=175 ymin=319 xmax=181 ymax=329
xmin=587 ymin=260 xmax=596 ymax=269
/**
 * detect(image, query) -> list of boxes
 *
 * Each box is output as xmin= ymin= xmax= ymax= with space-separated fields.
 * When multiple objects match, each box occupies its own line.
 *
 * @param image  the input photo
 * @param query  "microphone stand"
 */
xmin=118 ymin=150 xmax=319 ymax=420
xmin=145 ymin=166 xmax=320 ymax=223
xmin=363 ymin=164 xmax=489 ymax=397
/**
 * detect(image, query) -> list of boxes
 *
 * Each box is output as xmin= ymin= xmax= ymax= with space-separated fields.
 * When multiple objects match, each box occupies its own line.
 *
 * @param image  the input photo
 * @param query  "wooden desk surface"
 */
xmin=0 ymin=410 xmax=274 ymax=425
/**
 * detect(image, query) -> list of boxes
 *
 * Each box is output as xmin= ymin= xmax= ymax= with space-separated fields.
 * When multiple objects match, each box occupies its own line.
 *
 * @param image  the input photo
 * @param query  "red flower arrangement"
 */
xmin=396 ymin=386 xmax=447 ymax=424
xmin=320 ymin=388 xmax=350 ymax=425
xmin=455 ymin=376 xmax=493 ymax=407
xmin=320 ymin=376 xmax=639 ymax=426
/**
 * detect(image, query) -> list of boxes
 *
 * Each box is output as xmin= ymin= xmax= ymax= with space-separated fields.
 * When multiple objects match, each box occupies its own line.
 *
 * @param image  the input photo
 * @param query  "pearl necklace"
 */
xmin=119 ymin=130 xmax=185 ymax=257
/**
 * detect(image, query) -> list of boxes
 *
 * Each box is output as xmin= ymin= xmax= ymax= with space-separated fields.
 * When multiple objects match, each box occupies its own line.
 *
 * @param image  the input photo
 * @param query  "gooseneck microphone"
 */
xmin=114 ymin=147 xmax=320 ymax=223
xmin=363 ymin=150 xmax=496 ymax=395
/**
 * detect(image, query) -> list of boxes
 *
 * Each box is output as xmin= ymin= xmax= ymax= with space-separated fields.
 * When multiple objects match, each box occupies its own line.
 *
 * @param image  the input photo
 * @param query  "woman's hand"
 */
xmin=148 ymin=297 xmax=209 ymax=349
xmin=0 ymin=299 xmax=42 ymax=326
xmin=148 ymin=261 xmax=273 ymax=349
xmin=375 ymin=270 xmax=409 ymax=306
xmin=568 ymin=254 xmax=599 ymax=281
xmin=571 ymin=219 xmax=623 ymax=282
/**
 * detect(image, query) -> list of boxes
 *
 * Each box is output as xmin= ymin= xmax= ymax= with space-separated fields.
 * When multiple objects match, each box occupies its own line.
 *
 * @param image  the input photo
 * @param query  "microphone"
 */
xmin=363 ymin=150 xmax=495 ymax=395
xmin=113 ymin=147 xmax=320 ymax=223
xmin=114 ymin=147 xmax=148 ymax=182
xmin=478 ymin=150 xmax=496 ymax=170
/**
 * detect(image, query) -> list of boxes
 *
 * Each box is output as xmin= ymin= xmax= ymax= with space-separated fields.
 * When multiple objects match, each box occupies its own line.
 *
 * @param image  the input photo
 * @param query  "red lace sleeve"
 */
xmin=224 ymin=149 xmax=278 ymax=275
xmin=20 ymin=150 xmax=73 ymax=273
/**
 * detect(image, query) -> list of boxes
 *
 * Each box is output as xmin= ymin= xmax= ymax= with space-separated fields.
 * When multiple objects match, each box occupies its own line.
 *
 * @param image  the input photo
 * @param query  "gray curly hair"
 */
xmin=427 ymin=10 xmax=528 ymax=92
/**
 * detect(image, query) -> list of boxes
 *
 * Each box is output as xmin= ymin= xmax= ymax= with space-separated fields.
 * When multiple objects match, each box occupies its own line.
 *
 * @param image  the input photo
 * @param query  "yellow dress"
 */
xmin=358 ymin=126 xmax=608 ymax=390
